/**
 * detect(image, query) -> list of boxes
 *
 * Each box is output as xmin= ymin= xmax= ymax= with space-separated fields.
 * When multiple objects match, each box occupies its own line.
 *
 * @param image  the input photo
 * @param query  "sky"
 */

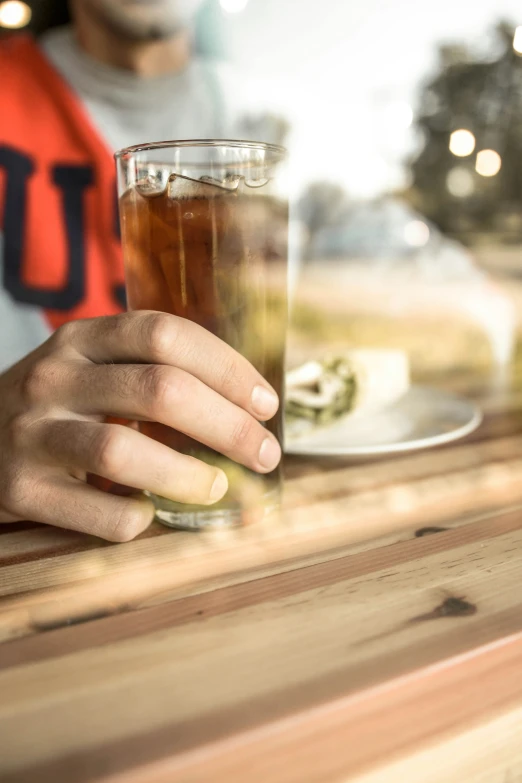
xmin=220 ymin=0 xmax=522 ymax=197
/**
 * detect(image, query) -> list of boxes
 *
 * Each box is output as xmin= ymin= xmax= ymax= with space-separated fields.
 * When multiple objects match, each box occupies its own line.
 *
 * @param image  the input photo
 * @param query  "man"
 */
xmin=0 ymin=0 xmax=282 ymax=540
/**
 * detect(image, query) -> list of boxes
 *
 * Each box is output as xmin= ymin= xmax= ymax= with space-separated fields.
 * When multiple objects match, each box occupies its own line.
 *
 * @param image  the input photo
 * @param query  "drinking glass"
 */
xmin=115 ymin=140 xmax=288 ymax=529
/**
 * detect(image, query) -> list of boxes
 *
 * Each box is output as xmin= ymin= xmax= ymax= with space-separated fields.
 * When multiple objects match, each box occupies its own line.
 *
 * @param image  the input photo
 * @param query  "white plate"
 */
xmin=284 ymin=386 xmax=482 ymax=457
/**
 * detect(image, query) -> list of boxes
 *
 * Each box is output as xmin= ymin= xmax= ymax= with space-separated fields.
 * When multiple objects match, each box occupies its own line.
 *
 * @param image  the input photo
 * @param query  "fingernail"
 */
xmin=251 ymin=385 xmax=279 ymax=418
xmin=209 ymin=470 xmax=228 ymax=503
xmin=258 ymin=437 xmax=282 ymax=472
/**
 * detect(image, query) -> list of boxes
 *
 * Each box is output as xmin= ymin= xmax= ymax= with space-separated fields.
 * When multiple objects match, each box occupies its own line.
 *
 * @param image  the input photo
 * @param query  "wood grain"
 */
xmin=2 ymin=378 xmax=522 ymax=782
xmin=98 ymin=633 xmax=522 ymax=783
xmin=1 ymin=516 xmax=522 ymax=780
xmin=2 ymin=430 xmax=522 ymax=646
xmin=0 ymin=503 xmax=521 ymax=671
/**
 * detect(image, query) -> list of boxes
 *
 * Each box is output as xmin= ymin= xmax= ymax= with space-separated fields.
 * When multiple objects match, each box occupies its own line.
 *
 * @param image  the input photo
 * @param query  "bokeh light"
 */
xmin=513 ymin=26 xmax=522 ymax=55
xmin=446 ymin=167 xmax=475 ymax=198
xmin=0 ymin=0 xmax=31 ymax=28
xmin=404 ymin=220 xmax=430 ymax=247
xmin=449 ymin=129 xmax=476 ymax=157
xmin=220 ymin=0 xmax=249 ymax=13
xmin=475 ymin=149 xmax=502 ymax=177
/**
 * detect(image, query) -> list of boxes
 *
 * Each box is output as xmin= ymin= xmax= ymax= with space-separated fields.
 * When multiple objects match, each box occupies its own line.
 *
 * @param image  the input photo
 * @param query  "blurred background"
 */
xmin=3 ymin=0 xmax=522 ymax=380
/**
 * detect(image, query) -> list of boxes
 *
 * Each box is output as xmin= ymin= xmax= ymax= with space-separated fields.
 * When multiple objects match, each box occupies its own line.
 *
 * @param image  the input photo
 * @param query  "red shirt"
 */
xmin=0 ymin=35 xmax=125 ymax=330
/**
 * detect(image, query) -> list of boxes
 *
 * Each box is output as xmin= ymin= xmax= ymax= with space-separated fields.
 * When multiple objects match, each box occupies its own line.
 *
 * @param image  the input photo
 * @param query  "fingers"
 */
xmin=35 ymin=420 xmax=229 ymax=506
xmin=53 ymin=312 xmax=279 ymax=420
xmin=61 ymin=364 xmax=282 ymax=474
xmin=4 ymin=473 xmax=155 ymax=542
xmin=0 ymin=512 xmax=22 ymax=524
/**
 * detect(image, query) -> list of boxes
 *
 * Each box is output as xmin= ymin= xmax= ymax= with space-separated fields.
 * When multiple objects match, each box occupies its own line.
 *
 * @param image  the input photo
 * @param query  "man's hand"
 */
xmin=0 ymin=312 xmax=281 ymax=541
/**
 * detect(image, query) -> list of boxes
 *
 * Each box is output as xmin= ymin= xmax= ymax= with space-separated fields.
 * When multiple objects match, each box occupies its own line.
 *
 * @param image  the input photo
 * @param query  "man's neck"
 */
xmin=71 ymin=5 xmax=192 ymax=77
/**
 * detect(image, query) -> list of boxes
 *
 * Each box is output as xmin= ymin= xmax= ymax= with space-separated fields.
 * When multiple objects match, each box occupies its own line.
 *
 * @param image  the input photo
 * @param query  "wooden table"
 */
xmin=2 ymin=371 xmax=522 ymax=783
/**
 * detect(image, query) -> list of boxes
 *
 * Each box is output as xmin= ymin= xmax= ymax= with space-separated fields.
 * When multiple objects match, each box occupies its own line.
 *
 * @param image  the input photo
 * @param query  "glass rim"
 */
xmin=114 ymin=138 xmax=287 ymax=160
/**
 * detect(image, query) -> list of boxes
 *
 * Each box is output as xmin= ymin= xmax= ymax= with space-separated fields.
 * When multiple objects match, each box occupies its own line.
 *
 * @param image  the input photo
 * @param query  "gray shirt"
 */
xmin=40 ymin=26 xmax=238 ymax=153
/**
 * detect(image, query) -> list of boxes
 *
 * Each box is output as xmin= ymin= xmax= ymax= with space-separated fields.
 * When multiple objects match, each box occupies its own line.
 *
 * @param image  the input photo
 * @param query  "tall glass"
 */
xmin=115 ymin=140 xmax=288 ymax=530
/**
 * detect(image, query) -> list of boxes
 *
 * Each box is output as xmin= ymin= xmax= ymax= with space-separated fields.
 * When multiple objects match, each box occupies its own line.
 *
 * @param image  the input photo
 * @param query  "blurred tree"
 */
xmin=407 ymin=21 xmax=522 ymax=243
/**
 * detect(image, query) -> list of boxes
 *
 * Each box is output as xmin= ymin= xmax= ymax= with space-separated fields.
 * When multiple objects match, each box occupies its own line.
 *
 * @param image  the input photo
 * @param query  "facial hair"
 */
xmin=86 ymin=0 xmax=204 ymax=42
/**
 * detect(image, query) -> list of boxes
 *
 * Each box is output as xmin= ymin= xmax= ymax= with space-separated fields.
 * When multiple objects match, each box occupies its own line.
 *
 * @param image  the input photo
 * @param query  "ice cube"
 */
xmin=168 ymin=173 xmax=238 ymax=200
xmin=200 ymin=174 xmax=242 ymax=191
xmin=135 ymin=166 xmax=169 ymax=197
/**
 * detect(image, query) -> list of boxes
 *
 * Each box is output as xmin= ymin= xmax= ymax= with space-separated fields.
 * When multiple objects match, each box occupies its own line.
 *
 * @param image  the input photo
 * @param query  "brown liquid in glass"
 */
xmin=119 ymin=174 xmax=288 ymax=528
